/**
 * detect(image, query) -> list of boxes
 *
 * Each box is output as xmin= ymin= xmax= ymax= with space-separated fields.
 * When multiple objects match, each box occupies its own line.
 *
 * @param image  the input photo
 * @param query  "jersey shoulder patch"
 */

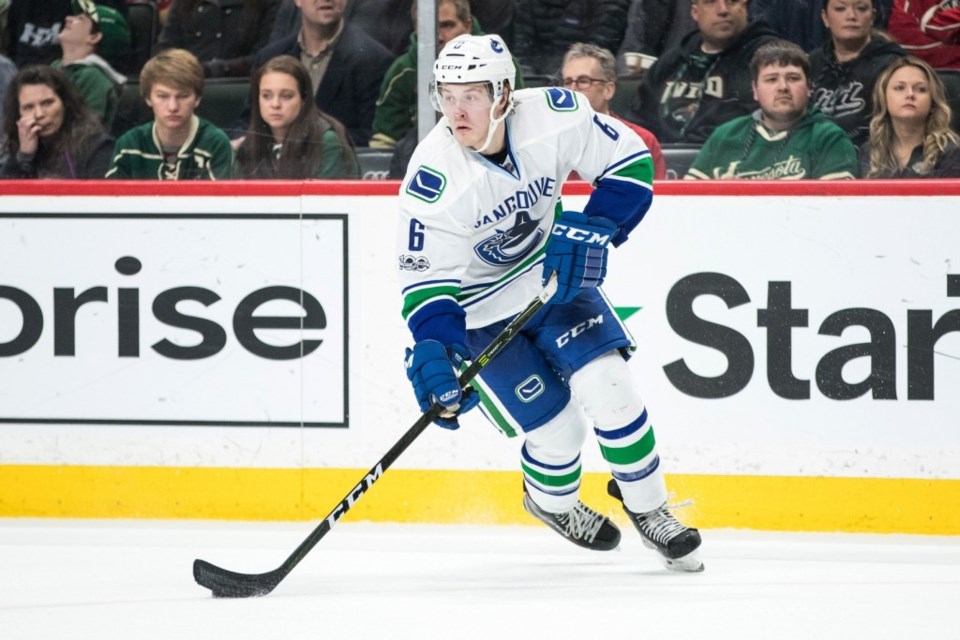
xmin=543 ymin=87 xmax=580 ymax=112
xmin=405 ymin=165 xmax=448 ymax=203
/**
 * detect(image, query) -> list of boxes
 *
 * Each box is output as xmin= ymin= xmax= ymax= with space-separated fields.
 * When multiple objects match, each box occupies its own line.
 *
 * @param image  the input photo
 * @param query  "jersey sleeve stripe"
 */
xmin=601 ymin=149 xmax=651 ymax=177
xmin=401 ymin=278 xmax=461 ymax=295
xmin=402 ymin=285 xmax=460 ymax=320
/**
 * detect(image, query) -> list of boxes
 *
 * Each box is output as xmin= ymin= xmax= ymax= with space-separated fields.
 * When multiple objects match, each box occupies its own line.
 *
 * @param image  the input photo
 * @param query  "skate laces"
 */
xmin=637 ymin=504 xmax=689 ymax=545
xmin=557 ymin=502 xmax=606 ymax=542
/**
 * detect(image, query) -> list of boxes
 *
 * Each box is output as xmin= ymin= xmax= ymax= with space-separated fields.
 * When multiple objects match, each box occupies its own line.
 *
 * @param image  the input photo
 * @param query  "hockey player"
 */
xmin=396 ymin=33 xmax=702 ymax=571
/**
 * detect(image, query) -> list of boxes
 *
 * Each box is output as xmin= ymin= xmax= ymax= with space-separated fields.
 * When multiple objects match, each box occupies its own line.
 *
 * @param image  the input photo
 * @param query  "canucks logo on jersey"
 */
xmin=406 ymin=166 xmax=447 ymax=203
xmin=474 ymin=210 xmax=544 ymax=266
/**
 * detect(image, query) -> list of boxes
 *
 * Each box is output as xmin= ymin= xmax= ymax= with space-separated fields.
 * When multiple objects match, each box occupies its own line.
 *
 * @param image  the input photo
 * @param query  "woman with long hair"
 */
xmin=809 ymin=0 xmax=905 ymax=146
xmin=1 ymin=65 xmax=114 ymax=178
xmin=861 ymin=56 xmax=960 ymax=178
xmin=235 ymin=55 xmax=359 ymax=179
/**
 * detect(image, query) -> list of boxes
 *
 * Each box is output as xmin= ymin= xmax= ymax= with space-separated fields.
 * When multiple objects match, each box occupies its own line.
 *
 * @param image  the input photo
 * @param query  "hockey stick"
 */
xmin=193 ymin=275 xmax=557 ymax=598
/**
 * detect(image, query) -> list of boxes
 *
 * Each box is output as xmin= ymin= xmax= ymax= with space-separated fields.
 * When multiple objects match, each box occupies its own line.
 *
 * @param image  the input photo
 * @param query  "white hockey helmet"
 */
xmin=433 ymin=34 xmax=516 ymax=104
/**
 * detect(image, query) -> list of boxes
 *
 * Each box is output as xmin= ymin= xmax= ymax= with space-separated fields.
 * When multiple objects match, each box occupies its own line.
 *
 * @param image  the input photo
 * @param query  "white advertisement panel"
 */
xmin=0 ymin=211 xmax=347 ymax=427
xmin=0 ymin=186 xmax=958 ymax=480
xmin=598 ymin=195 xmax=960 ymax=478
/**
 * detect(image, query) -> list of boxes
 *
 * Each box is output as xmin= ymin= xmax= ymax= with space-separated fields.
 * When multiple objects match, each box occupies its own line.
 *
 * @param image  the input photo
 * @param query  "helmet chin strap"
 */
xmin=471 ymin=96 xmax=514 ymax=154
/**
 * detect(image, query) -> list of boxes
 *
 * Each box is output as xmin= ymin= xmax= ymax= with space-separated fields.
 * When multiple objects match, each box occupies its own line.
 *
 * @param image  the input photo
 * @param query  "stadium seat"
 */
xmin=111 ymin=82 xmax=151 ymax=138
xmin=124 ymin=0 xmax=158 ymax=77
xmin=936 ymin=69 xmax=960 ymax=131
xmin=661 ymin=144 xmax=701 ymax=179
xmin=611 ymin=75 xmax=641 ymax=118
xmin=355 ymin=147 xmax=394 ymax=180
xmin=196 ymin=78 xmax=250 ymax=131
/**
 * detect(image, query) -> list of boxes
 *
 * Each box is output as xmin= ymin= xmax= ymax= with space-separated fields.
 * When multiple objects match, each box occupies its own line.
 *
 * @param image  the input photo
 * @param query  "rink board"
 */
xmin=0 ymin=181 xmax=958 ymax=534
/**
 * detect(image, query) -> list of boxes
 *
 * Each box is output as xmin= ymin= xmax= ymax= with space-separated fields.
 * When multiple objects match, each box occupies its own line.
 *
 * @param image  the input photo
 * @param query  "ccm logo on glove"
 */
xmin=551 ymin=225 xmax=612 ymax=246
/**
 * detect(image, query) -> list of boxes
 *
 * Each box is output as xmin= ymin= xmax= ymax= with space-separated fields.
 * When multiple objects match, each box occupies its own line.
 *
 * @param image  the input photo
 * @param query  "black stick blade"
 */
xmin=193 ymin=558 xmax=285 ymax=598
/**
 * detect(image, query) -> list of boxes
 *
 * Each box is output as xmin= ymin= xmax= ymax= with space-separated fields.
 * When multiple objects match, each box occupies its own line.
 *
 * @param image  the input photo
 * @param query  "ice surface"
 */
xmin=0 ymin=519 xmax=956 ymax=639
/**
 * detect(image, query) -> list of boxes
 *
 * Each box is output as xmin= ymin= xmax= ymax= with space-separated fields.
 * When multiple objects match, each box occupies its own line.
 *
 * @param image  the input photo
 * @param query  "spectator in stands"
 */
xmin=269 ymin=0 xmax=413 ymax=56
xmin=512 ymin=0 xmax=630 ymax=76
xmin=616 ymin=0 xmax=695 ymax=74
xmin=1 ymin=0 xmax=11 ymax=55
xmin=369 ymin=0 xmax=524 ymax=149
xmin=472 ymin=1 xmax=515 ymax=46
xmin=752 ymin=0 xmax=892 ymax=52
xmin=52 ymin=1 xmax=128 ymax=129
xmin=861 ymin=55 xmax=960 ymax=177
xmin=887 ymin=0 xmax=960 ymax=69
xmin=235 ymin=55 xmax=358 ymax=177
xmin=631 ymin=0 xmax=779 ymax=143
xmin=7 ymin=0 xmax=128 ymax=69
xmin=252 ymin=0 xmax=394 ymax=147
xmin=0 ymin=53 xmax=15 ymax=127
xmin=751 ymin=0 xmax=828 ymax=52
xmin=158 ymin=0 xmax=280 ymax=78
xmin=1 ymin=65 xmax=113 ymax=178
xmin=106 ymin=48 xmax=233 ymax=179
xmin=561 ymin=42 xmax=667 ymax=179
xmin=810 ymin=0 xmax=904 ymax=146
xmin=685 ymin=40 xmax=858 ymax=178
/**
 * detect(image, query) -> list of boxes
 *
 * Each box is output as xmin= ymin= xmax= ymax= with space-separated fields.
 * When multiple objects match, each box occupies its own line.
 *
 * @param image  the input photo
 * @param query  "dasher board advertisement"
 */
xmin=0 ymin=212 xmax=348 ymax=428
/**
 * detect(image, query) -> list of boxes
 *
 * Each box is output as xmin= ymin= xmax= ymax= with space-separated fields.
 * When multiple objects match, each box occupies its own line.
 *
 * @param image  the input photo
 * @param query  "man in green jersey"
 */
xmin=685 ymin=39 xmax=858 ymax=180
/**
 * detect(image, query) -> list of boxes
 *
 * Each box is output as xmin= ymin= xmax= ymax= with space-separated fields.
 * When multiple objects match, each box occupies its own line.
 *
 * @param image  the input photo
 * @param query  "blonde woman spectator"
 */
xmin=235 ymin=55 xmax=358 ymax=179
xmin=860 ymin=56 xmax=960 ymax=178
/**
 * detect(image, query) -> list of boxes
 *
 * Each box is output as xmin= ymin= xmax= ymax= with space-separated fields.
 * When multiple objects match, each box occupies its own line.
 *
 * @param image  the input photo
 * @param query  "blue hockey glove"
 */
xmin=404 ymin=340 xmax=480 ymax=429
xmin=542 ymin=211 xmax=617 ymax=304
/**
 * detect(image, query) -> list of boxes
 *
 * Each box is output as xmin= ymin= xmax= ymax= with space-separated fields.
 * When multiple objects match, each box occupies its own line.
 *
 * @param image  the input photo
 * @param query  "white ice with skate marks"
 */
xmin=1 ymin=519 xmax=956 ymax=639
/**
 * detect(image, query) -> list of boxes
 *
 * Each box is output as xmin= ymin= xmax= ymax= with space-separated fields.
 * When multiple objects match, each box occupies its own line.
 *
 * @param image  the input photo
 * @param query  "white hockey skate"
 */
xmin=607 ymin=479 xmax=704 ymax=572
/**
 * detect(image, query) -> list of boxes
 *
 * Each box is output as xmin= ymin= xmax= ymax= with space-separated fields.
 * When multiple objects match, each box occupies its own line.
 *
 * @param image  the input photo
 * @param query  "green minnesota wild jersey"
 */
xmin=685 ymin=109 xmax=858 ymax=180
xmin=106 ymin=116 xmax=234 ymax=180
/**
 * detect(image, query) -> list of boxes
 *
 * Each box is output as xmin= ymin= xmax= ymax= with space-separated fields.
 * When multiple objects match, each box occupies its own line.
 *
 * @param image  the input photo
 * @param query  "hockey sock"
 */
xmin=521 ymin=401 xmax=587 ymax=513
xmin=570 ymin=352 xmax=668 ymax=513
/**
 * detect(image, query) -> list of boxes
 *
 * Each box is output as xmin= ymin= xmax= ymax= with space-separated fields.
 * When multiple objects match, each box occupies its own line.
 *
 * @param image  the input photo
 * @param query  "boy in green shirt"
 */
xmin=686 ymin=40 xmax=858 ymax=180
xmin=106 ymin=48 xmax=233 ymax=180
xmin=52 ymin=0 xmax=129 ymax=129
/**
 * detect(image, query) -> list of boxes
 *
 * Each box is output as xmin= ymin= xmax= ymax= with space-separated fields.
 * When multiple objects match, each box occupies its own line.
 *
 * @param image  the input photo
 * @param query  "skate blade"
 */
xmin=661 ymin=550 xmax=704 ymax=573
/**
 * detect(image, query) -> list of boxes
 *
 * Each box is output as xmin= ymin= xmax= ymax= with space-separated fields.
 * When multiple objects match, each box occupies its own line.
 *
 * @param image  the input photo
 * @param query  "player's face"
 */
xmin=437 ymin=2 xmax=471 ymax=50
xmin=821 ymin=0 xmax=874 ymax=46
xmin=146 ymin=82 xmax=201 ymax=133
xmin=561 ymin=56 xmax=614 ymax=114
xmin=753 ymin=63 xmax=809 ymax=129
xmin=692 ymin=0 xmax=749 ymax=52
xmin=438 ymin=83 xmax=495 ymax=149
xmin=885 ymin=65 xmax=931 ymax=124
xmin=18 ymin=84 xmax=65 ymax=139
xmin=259 ymin=71 xmax=303 ymax=139
xmin=296 ymin=0 xmax=347 ymax=28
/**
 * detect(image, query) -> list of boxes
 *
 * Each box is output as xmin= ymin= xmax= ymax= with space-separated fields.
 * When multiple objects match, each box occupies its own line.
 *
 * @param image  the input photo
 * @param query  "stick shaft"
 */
xmin=193 ymin=277 xmax=555 ymax=597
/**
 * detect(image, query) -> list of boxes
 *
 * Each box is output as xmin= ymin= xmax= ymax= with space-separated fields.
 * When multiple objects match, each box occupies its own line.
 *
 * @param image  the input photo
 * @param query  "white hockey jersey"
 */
xmin=397 ymin=87 xmax=654 ymax=346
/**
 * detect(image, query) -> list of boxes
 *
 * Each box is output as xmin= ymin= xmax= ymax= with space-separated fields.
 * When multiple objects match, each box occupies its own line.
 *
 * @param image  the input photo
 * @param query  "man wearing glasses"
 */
xmin=561 ymin=43 xmax=666 ymax=180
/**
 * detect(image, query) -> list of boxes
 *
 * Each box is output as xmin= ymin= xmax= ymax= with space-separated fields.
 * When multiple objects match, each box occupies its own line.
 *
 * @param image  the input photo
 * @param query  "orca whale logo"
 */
xmin=474 ymin=210 xmax=544 ymax=266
